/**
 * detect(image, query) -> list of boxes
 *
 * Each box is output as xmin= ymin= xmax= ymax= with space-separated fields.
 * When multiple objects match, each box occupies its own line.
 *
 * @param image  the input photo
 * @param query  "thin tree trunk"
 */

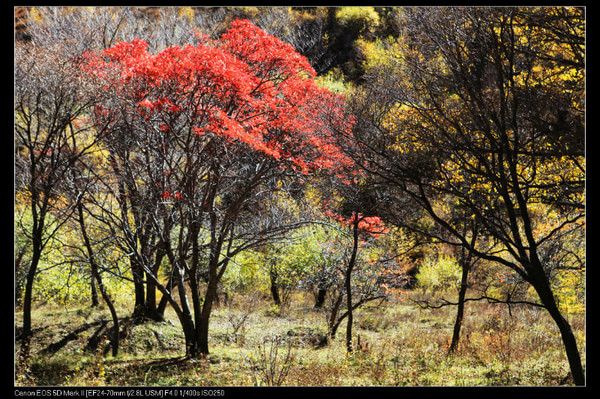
xmin=155 ymin=267 xmax=178 ymax=319
xmin=77 ymin=202 xmax=120 ymax=356
xmin=15 ymin=245 xmax=28 ymax=308
xmin=331 ymin=295 xmax=385 ymax=342
xmin=156 ymin=295 xmax=168 ymax=318
xmin=449 ymin=262 xmax=469 ymax=353
xmin=328 ymin=292 xmax=343 ymax=339
xmin=344 ymin=214 xmax=360 ymax=353
xmin=174 ymin=264 xmax=195 ymax=354
xmin=141 ymin=245 xmax=195 ymax=357
xmin=449 ymin=223 xmax=477 ymax=354
xmin=96 ymin=275 xmax=119 ymax=356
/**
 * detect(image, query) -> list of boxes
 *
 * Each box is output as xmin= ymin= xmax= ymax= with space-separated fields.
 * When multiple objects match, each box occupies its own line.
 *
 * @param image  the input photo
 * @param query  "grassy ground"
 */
xmin=15 ymin=293 xmax=585 ymax=386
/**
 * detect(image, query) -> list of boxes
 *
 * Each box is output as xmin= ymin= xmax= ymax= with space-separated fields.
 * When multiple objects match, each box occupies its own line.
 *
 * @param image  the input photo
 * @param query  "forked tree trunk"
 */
xmin=156 ymin=272 xmax=176 ymax=320
xmin=144 ymin=249 xmax=166 ymax=321
xmin=328 ymin=293 xmax=343 ymax=339
xmin=77 ymin=201 xmax=119 ymax=356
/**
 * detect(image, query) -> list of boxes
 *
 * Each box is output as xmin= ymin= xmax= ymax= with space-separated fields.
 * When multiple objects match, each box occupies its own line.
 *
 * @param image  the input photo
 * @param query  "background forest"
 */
xmin=14 ymin=6 xmax=585 ymax=386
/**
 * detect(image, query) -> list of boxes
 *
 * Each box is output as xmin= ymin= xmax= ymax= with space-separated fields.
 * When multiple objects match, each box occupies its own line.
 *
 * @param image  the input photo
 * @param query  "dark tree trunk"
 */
xmin=145 ymin=273 xmax=156 ymax=313
xmin=156 ymin=288 xmax=170 ymax=319
xmin=530 ymin=266 xmax=584 ymax=385
xmin=131 ymin=259 xmax=146 ymax=319
xmin=548 ymin=305 xmax=584 ymax=386
xmin=175 ymin=264 xmax=194 ymax=348
xmin=90 ymin=275 xmax=100 ymax=307
xmin=344 ymin=215 xmax=360 ymax=353
xmin=97 ymin=274 xmax=119 ymax=357
xmin=21 ymin=245 xmax=41 ymax=338
xmin=144 ymin=249 xmax=166 ymax=321
xmin=328 ymin=292 xmax=343 ymax=339
xmin=314 ymin=287 xmax=327 ymax=309
xmin=190 ymin=276 xmax=203 ymax=353
xmin=269 ymin=268 xmax=281 ymax=306
xmin=181 ymin=316 xmax=199 ymax=358
xmin=15 ymin=246 xmax=28 ymax=308
xmin=156 ymin=272 xmax=176 ymax=319
xmin=198 ymin=279 xmax=218 ymax=355
xmin=331 ymin=311 xmax=344 ymax=339
xmin=77 ymin=202 xmax=119 ymax=356
xmin=145 ymin=247 xmax=195 ymax=357
xmin=143 ymin=272 xmax=164 ymax=321
xmin=449 ymin=262 xmax=470 ymax=354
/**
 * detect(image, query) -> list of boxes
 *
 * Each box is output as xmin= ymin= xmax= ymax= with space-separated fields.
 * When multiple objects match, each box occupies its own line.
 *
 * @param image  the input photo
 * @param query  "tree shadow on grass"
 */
xmin=16 ymin=326 xmax=47 ymax=341
xmin=144 ymin=356 xmax=190 ymax=368
xmin=39 ymin=320 xmax=106 ymax=356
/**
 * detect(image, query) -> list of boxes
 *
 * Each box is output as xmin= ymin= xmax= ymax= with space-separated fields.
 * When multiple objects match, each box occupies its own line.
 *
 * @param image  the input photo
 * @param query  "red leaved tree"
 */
xmin=83 ymin=19 xmax=354 ymax=356
xmin=323 ymin=182 xmax=388 ymax=353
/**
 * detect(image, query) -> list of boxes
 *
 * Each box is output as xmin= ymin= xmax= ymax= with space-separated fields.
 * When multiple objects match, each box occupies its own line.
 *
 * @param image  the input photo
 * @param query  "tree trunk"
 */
xmin=15 ymin=246 xmax=28 ymax=308
xmin=77 ymin=202 xmax=120 ymax=356
xmin=175 ymin=265 xmax=194 ymax=350
xmin=548 ymin=306 xmax=584 ymax=386
xmin=449 ymin=263 xmax=469 ymax=354
xmin=198 ymin=280 xmax=218 ymax=355
xmin=344 ymin=214 xmax=360 ymax=353
xmin=90 ymin=274 xmax=100 ymax=307
xmin=328 ymin=292 xmax=343 ymax=339
xmin=181 ymin=316 xmax=199 ymax=358
xmin=530 ymin=267 xmax=584 ymax=385
xmin=156 ymin=290 xmax=170 ymax=319
xmin=190 ymin=276 xmax=203 ymax=354
xmin=269 ymin=268 xmax=281 ymax=306
xmin=144 ymin=249 xmax=166 ymax=321
xmin=98 ymin=276 xmax=119 ymax=357
xmin=21 ymin=245 xmax=41 ymax=338
xmin=145 ymin=273 xmax=156 ymax=312
xmin=314 ymin=287 xmax=327 ymax=309
xmin=144 ymin=271 xmax=164 ymax=321
xmin=156 ymin=272 xmax=176 ymax=319
xmin=131 ymin=259 xmax=146 ymax=319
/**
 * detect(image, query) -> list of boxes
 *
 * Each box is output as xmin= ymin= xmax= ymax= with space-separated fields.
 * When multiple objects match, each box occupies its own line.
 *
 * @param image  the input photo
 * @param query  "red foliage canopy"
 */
xmin=324 ymin=209 xmax=388 ymax=237
xmin=83 ymin=19 xmax=354 ymax=175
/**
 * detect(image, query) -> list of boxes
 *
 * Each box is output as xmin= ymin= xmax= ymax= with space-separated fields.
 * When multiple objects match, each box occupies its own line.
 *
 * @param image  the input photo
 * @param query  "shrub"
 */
xmin=416 ymin=255 xmax=462 ymax=294
xmin=246 ymin=336 xmax=295 ymax=386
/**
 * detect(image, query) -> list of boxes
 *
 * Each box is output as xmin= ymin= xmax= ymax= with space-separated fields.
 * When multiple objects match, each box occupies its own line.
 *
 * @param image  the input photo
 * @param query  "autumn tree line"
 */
xmin=14 ymin=7 xmax=585 ymax=385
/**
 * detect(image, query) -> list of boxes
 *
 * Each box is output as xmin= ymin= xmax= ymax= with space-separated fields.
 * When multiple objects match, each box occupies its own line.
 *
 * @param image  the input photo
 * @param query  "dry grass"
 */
xmin=14 ymin=293 xmax=585 ymax=386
